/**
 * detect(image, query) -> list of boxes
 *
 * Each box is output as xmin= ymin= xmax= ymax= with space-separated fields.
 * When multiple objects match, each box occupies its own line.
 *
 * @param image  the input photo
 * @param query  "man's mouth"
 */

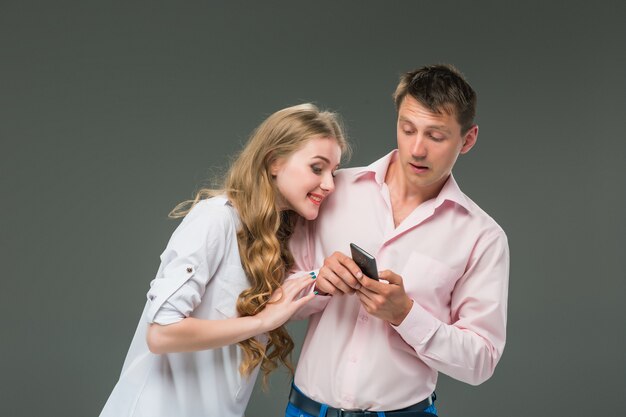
xmin=409 ymin=162 xmax=429 ymax=173
xmin=308 ymin=193 xmax=323 ymax=205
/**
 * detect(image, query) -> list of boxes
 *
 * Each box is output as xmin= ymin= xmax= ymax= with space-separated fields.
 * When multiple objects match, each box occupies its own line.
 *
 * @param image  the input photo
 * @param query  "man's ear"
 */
xmin=460 ymin=125 xmax=478 ymax=154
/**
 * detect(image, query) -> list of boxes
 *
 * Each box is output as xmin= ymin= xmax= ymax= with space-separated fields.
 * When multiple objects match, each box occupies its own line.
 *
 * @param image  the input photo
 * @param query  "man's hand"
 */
xmin=315 ymin=251 xmax=364 ymax=295
xmin=356 ymin=270 xmax=413 ymax=326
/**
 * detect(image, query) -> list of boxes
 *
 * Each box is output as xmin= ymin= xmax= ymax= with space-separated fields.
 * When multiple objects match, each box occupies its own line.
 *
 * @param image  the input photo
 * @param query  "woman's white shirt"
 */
xmin=100 ymin=197 xmax=261 ymax=417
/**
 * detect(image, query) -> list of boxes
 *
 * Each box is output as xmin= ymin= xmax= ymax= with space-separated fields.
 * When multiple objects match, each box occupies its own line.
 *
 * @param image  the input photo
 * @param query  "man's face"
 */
xmin=395 ymin=95 xmax=477 ymax=198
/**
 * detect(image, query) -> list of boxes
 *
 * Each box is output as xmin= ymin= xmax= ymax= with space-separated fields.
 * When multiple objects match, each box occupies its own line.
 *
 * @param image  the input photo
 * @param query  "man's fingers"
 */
xmin=330 ymin=263 xmax=361 ymax=289
xmin=331 ymin=251 xmax=352 ymax=264
xmin=319 ymin=267 xmax=354 ymax=294
xmin=313 ymin=278 xmax=335 ymax=295
xmin=358 ymin=276 xmax=386 ymax=294
xmin=325 ymin=253 xmax=362 ymax=288
xmin=378 ymin=270 xmax=401 ymax=285
xmin=357 ymin=285 xmax=375 ymax=300
xmin=356 ymin=291 xmax=375 ymax=312
xmin=333 ymin=251 xmax=363 ymax=279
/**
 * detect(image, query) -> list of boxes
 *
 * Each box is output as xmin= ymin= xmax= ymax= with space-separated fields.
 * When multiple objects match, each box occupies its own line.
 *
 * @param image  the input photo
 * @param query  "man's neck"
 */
xmin=384 ymin=158 xmax=448 ymax=227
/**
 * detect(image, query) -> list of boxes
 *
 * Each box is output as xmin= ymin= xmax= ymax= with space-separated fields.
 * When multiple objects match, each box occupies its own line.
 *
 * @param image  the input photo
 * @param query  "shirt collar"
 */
xmin=353 ymin=150 xmax=396 ymax=185
xmin=352 ymin=150 xmax=473 ymax=213
xmin=435 ymin=174 xmax=473 ymax=213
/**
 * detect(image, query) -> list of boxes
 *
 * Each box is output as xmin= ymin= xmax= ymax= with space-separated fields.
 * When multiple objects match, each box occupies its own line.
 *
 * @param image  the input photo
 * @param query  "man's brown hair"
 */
xmin=393 ymin=64 xmax=477 ymax=133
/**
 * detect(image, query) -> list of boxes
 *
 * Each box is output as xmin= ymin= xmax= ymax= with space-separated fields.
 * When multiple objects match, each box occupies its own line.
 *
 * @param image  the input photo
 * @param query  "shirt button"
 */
xmin=148 ymin=294 xmax=155 ymax=301
xmin=186 ymin=267 xmax=193 ymax=273
xmin=360 ymin=314 xmax=369 ymax=322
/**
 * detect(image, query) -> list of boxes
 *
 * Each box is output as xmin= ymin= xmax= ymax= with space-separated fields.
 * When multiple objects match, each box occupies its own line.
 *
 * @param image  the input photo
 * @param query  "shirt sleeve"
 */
xmin=393 ymin=229 xmax=510 ymax=385
xmin=287 ymin=217 xmax=331 ymax=320
xmin=145 ymin=202 xmax=233 ymax=325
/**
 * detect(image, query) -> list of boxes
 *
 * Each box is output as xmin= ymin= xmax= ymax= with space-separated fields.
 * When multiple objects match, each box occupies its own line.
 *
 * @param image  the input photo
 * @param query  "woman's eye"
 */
xmin=311 ymin=165 xmax=322 ymax=174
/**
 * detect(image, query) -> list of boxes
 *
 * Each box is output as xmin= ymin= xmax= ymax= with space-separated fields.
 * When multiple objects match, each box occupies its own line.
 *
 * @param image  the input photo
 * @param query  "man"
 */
xmin=286 ymin=64 xmax=509 ymax=417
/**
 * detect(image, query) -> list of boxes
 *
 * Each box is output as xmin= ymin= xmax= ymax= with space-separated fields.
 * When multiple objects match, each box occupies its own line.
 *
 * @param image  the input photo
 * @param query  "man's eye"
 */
xmin=429 ymin=133 xmax=444 ymax=142
xmin=403 ymin=130 xmax=415 ymax=135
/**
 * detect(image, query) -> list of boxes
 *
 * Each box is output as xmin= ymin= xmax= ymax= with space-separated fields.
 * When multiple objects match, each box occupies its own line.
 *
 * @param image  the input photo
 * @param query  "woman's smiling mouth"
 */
xmin=308 ymin=193 xmax=324 ymax=205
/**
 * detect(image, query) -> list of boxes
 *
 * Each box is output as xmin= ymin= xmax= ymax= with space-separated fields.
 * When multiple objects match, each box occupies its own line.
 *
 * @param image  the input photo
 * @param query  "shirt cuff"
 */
xmin=145 ymin=261 xmax=199 ymax=323
xmin=150 ymin=301 xmax=187 ymax=325
xmin=392 ymin=299 xmax=441 ymax=346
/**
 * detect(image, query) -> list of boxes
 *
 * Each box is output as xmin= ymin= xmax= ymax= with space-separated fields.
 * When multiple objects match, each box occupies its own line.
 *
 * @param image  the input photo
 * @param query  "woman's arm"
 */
xmin=146 ymin=274 xmax=316 ymax=354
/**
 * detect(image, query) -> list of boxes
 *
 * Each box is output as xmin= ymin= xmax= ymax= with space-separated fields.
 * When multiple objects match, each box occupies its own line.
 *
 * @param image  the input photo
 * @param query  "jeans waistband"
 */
xmin=288 ymin=384 xmax=436 ymax=417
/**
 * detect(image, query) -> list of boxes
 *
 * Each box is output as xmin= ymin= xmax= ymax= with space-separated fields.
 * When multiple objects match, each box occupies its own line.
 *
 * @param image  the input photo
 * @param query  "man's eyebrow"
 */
xmin=428 ymin=125 xmax=452 ymax=133
xmin=398 ymin=117 xmax=451 ymax=132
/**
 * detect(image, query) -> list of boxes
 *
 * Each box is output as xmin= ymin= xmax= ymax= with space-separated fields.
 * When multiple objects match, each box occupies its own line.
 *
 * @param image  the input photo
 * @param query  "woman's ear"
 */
xmin=269 ymin=157 xmax=284 ymax=177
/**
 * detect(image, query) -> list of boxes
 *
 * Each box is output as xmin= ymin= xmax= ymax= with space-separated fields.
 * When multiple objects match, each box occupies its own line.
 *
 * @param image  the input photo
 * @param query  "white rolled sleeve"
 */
xmin=144 ymin=200 xmax=233 ymax=325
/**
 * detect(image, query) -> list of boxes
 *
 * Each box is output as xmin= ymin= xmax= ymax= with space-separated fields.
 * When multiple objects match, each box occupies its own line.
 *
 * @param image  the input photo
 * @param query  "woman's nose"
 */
xmin=320 ymin=173 xmax=335 ymax=193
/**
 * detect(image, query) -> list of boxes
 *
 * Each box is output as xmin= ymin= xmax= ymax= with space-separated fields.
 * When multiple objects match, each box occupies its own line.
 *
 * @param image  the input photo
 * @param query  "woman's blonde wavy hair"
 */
xmin=170 ymin=103 xmax=349 ymax=384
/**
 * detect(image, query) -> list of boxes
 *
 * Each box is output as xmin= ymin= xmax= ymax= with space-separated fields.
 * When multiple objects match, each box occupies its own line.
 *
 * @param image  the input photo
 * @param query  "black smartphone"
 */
xmin=349 ymin=243 xmax=379 ymax=280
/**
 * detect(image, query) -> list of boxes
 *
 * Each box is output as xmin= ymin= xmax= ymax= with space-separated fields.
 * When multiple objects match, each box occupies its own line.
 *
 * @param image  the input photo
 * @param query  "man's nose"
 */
xmin=411 ymin=136 xmax=427 ymax=158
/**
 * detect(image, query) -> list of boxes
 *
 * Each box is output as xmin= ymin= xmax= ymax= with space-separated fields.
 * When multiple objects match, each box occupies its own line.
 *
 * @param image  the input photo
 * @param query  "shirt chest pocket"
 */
xmin=214 ymin=264 xmax=252 ymax=318
xmin=400 ymin=251 xmax=462 ymax=303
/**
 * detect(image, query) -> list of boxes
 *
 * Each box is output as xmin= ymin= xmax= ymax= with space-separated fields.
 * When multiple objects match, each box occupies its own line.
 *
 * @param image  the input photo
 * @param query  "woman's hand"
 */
xmin=256 ymin=274 xmax=317 ymax=332
xmin=147 ymin=274 xmax=316 ymax=354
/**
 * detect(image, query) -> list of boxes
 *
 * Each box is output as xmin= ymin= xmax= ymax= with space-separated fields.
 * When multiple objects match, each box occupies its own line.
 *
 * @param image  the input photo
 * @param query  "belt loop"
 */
xmin=319 ymin=403 xmax=329 ymax=417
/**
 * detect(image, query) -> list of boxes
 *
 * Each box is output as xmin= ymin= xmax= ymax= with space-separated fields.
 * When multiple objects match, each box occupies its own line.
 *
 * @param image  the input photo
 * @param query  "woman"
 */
xmin=100 ymin=103 xmax=349 ymax=417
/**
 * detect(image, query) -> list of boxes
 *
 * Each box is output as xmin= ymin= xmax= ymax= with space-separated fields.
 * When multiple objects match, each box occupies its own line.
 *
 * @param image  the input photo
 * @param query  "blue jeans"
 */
xmin=285 ymin=389 xmax=438 ymax=417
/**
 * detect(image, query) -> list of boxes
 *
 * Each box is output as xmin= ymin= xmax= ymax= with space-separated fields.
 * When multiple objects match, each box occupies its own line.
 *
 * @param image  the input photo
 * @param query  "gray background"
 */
xmin=1 ymin=1 xmax=624 ymax=416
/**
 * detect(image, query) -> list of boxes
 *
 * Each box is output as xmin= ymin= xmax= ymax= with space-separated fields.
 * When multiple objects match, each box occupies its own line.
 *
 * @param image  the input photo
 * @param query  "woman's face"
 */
xmin=271 ymin=136 xmax=342 ymax=220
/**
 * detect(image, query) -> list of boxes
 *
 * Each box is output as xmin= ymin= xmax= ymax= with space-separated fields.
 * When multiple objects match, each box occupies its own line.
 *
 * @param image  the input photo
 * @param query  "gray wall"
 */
xmin=2 ymin=1 xmax=624 ymax=416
